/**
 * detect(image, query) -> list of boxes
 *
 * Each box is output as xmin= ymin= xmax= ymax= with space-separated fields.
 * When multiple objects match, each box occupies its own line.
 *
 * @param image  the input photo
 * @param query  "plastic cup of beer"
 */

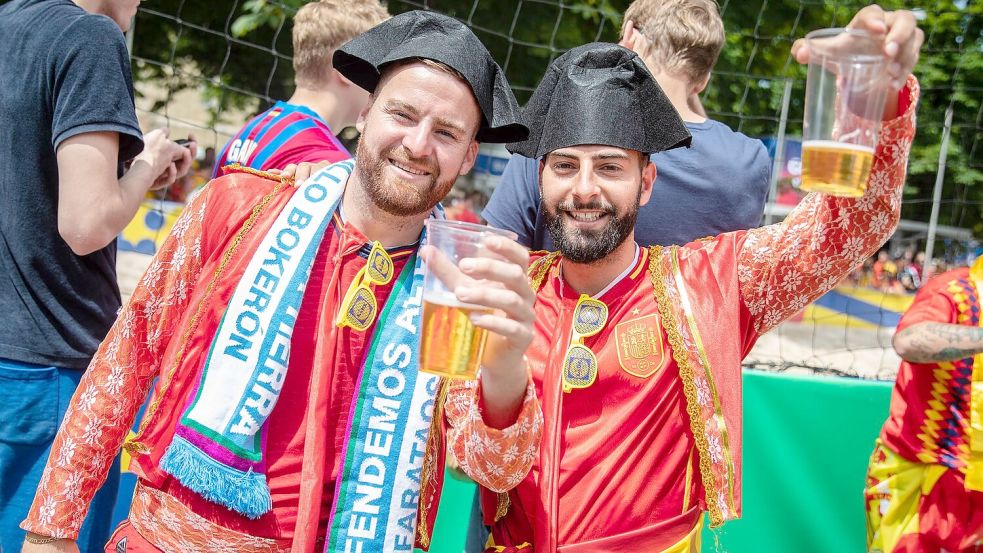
xmin=420 ymin=220 xmax=518 ymax=380
xmin=800 ymin=28 xmax=889 ymax=197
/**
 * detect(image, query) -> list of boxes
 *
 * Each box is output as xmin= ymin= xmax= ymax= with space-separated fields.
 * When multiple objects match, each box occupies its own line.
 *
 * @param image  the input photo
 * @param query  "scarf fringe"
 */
xmin=160 ymin=436 xmax=272 ymax=519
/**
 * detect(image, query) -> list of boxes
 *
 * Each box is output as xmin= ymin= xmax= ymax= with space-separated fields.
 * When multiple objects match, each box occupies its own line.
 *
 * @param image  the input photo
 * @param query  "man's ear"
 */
xmin=619 ymin=19 xmax=636 ymax=49
xmin=355 ymin=94 xmax=374 ymax=134
xmin=692 ymin=72 xmax=711 ymax=95
xmin=639 ymin=160 xmax=657 ymax=207
xmin=458 ymin=140 xmax=480 ymax=176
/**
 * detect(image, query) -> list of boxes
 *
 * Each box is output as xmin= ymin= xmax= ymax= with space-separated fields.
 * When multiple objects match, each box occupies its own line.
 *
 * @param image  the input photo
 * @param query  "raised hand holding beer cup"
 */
xmin=419 ymin=220 xmax=535 ymax=426
xmin=792 ymin=5 xmax=923 ymax=197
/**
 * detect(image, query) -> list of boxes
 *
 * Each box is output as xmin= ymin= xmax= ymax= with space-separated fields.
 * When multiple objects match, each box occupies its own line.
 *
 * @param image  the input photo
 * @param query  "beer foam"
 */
xmin=802 ymin=140 xmax=875 ymax=154
xmin=423 ymin=290 xmax=487 ymax=311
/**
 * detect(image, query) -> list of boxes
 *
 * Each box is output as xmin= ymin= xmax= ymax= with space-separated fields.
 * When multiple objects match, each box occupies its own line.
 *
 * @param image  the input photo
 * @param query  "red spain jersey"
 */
xmin=881 ymin=268 xmax=976 ymax=472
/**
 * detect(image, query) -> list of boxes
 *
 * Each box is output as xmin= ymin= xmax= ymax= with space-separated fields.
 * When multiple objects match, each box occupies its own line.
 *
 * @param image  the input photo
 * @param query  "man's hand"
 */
xmin=22 ymin=536 xmax=80 ymax=553
xmin=276 ymin=161 xmax=333 ymax=184
xmin=420 ymin=236 xmax=535 ymax=428
xmin=132 ymin=129 xmax=195 ymax=191
xmin=56 ymin=129 xmax=193 ymax=255
xmin=792 ymin=5 xmax=924 ymax=91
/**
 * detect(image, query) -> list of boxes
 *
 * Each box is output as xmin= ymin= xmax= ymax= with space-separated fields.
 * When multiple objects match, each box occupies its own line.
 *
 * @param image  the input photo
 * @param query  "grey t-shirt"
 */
xmin=0 ymin=0 xmax=144 ymax=368
xmin=483 ymin=119 xmax=771 ymax=250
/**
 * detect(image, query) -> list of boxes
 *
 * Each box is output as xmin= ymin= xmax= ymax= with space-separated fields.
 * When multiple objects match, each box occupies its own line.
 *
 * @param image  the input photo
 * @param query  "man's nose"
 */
xmin=402 ymin=122 xmax=434 ymax=159
xmin=571 ymin=169 xmax=599 ymax=200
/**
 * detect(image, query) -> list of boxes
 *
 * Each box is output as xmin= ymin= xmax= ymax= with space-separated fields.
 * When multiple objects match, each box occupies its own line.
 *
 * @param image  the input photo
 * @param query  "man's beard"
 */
xmin=354 ymin=137 xmax=454 ymax=217
xmin=542 ymin=195 xmax=639 ymax=264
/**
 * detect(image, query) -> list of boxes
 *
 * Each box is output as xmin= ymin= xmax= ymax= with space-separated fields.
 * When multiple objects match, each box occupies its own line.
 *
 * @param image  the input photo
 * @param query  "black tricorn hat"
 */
xmin=333 ymin=10 xmax=528 ymax=144
xmin=508 ymin=43 xmax=692 ymax=158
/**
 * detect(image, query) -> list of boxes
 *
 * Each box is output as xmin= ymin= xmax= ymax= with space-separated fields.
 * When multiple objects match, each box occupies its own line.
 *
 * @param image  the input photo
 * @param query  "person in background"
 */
xmin=912 ymin=251 xmax=926 ymax=282
xmin=897 ymin=258 xmax=921 ymax=292
xmin=866 ymin=255 xmax=983 ymax=551
xmin=0 ymin=0 xmax=194 ymax=550
xmin=213 ymin=0 xmax=389 ymax=175
xmin=445 ymin=189 xmax=483 ymax=224
xmin=873 ymin=249 xmax=896 ymax=291
xmin=481 ymin=0 xmax=772 ymax=251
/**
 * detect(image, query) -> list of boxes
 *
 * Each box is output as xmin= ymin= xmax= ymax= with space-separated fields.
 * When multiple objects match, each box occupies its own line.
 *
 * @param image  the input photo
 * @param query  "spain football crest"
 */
xmin=615 ymin=314 xmax=667 ymax=378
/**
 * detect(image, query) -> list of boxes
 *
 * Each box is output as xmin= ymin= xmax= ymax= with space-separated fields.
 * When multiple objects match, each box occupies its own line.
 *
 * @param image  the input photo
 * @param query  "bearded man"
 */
xmin=479 ymin=6 xmax=923 ymax=551
xmin=22 ymin=11 xmax=541 ymax=553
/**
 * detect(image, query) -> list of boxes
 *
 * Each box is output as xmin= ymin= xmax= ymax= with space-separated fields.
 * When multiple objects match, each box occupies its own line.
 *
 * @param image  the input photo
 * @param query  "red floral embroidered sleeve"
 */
xmin=21 ymin=190 xmax=211 ymax=539
xmin=738 ymin=77 xmax=919 ymax=336
xmin=444 ymin=375 xmax=543 ymax=492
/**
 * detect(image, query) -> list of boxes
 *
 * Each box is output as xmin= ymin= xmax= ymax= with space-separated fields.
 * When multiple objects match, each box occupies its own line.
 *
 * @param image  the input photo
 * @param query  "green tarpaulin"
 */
xmin=421 ymin=370 xmax=894 ymax=553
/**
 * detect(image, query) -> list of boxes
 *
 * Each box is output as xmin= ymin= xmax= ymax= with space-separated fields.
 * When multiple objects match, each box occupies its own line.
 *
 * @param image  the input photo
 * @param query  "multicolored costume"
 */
xmin=22 ymin=164 xmax=541 ymax=552
xmin=480 ymin=77 xmax=918 ymax=552
xmin=865 ymin=259 xmax=983 ymax=552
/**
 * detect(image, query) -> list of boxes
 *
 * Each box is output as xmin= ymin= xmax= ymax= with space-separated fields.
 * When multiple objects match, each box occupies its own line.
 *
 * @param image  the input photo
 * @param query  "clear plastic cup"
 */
xmin=800 ymin=28 xmax=889 ymax=197
xmin=419 ymin=219 xmax=518 ymax=380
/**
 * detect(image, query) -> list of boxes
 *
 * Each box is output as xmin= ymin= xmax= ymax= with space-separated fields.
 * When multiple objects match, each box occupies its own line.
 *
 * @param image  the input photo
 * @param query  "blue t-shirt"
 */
xmin=0 ymin=0 xmax=144 ymax=368
xmin=482 ymin=119 xmax=771 ymax=250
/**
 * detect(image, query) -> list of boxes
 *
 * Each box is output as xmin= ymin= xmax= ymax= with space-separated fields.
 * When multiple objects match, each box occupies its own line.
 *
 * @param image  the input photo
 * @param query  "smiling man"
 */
xmin=21 ymin=11 xmax=541 ymax=553
xmin=476 ymin=9 xmax=923 ymax=550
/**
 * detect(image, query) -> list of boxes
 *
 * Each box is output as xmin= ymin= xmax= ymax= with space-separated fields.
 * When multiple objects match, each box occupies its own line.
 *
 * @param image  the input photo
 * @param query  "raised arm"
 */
xmin=738 ymin=77 xmax=917 ymax=335
xmin=21 ymin=189 xmax=210 ymax=542
xmin=737 ymin=7 xmax=924 ymax=335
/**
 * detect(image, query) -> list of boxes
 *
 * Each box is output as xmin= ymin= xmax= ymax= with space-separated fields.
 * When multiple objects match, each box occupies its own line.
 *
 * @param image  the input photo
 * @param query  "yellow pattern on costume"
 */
xmin=967 ymin=256 xmax=983 ymax=490
xmin=865 ymin=441 xmax=946 ymax=553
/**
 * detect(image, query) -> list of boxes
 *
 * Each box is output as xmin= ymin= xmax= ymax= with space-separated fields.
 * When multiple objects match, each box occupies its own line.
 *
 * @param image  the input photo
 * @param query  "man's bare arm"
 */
xmin=56 ymin=129 xmax=194 ymax=255
xmin=893 ymin=322 xmax=983 ymax=363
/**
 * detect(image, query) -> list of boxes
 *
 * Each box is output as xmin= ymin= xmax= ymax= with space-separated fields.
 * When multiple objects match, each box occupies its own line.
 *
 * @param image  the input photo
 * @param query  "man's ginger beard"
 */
xmin=354 ymin=131 xmax=456 ymax=217
xmin=542 ymin=186 xmax=641 ymax=264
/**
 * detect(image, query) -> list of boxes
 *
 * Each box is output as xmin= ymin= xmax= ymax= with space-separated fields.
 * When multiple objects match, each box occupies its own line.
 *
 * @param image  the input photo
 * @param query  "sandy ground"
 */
xmin=117 ymin=251 xmax=902 ymax=381
xmin=117 ymin=251 xmax=153 ymax=304
xmin=747 ymin=320 xmax=900 ymax=380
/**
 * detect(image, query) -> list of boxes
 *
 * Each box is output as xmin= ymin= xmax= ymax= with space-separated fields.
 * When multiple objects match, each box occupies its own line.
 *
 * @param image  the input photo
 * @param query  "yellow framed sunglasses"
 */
xmin=562 ymin=294 xmax=608 ymax=392
xmin=336 ymin=242 xmax=394 ymax=331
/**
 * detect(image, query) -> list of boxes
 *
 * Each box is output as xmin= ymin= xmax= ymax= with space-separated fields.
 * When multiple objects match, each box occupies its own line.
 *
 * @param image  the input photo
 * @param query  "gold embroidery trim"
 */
xmin=126 ymin=175 xmax=289 ymax=455
xmin=647 ymin=246 xmax=722 ymax=528
xmin=527 ymin=251 xmax=560 ymax=292
xmin=495 ymin=491 xmax=510 ymax=522
xmin=669 ymin=249 xmax=737 ymax=517
xmin=416 ymin=377 xmax=450 ymax=549
xmin=682 ymin=445 xmax=694 ymax=513
xmin=224 ymin=163 xmax=297 ymax=187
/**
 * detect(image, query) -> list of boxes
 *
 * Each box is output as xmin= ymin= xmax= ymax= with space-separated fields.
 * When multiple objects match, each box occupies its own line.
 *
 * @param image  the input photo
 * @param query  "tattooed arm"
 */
xmin=893 ymin=322 xmax=983 ymax=363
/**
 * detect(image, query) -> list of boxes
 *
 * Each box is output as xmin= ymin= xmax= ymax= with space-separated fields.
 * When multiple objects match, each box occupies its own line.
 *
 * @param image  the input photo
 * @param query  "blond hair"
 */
xmin=292 ymin=0 xmax=390 ymax=88
xmin=622 ymin=0 xmax=724 ymax=85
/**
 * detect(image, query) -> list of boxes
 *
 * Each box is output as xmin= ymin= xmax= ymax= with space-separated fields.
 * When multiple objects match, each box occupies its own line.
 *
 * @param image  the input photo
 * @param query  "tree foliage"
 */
xmin=131 ymin=0 xmax=982 ymax=235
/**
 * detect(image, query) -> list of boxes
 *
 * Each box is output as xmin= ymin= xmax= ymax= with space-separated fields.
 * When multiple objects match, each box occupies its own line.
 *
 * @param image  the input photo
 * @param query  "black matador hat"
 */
xmin=507 ymin=43 xmax=692 ymax=158
xmin=333 ymin=10 xmax=528 ymax=144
